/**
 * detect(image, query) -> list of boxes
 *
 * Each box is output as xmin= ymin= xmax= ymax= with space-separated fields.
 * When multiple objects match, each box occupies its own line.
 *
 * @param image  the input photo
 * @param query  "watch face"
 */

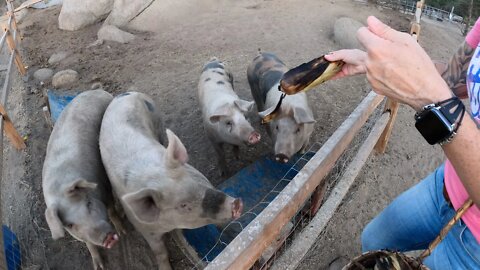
xmin=415 ymin=109 xmax=453 ymax=145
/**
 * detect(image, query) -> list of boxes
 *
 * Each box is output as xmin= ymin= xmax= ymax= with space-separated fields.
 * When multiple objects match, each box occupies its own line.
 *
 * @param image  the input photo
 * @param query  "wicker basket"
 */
xmin=342 ymin=250 xmax=429 ymax=270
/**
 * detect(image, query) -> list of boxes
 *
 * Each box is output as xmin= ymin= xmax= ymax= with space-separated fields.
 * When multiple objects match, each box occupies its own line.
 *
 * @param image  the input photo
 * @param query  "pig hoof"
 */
xmin=92 ymin=258 xmax=104 ymax=270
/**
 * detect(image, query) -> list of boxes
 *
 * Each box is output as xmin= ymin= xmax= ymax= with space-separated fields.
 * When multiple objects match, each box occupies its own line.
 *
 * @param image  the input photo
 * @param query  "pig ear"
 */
xmin=45 ymin=206 xmax=65 ymax=240
xmin=234 ymin=99 xmax=254 ymax=113
xmin=209 ymin=104 xmax=230 ymax=124
xmin=258 ymin=105 xmax=277 ymax=119
xmin=65 ymin=179 xmax=97 ymax=198
xmin=122 ymin=188 xmax=162 ymax=224
xmin=165 ymin=129 xmax=188 ymax=168
xmin=293 ymin=107 xmax=316 ymax=124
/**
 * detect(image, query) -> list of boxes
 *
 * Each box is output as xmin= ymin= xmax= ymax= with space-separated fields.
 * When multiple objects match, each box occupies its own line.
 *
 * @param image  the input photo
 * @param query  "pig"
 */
xmin=42 ymin=90 xmax=124 ymax=270
xmin=99 ymin=92 xmax=243 ymax=270
xmin=247 ymin=52 xmax=315 ymax=163
xmin=198 ymin=58 xmax=261 ymax=176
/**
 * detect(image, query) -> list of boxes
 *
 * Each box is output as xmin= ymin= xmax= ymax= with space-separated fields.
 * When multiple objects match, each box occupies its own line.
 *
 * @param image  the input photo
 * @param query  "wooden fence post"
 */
xmin=375 ymin=0 xmax=424 ymax=154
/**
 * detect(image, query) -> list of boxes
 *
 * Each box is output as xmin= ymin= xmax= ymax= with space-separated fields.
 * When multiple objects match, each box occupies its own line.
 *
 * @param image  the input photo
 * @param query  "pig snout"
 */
xmin=275 ymin=153 xmax=289 ymax=164
xmin=247 ymin=131 xmax=261 ymax=145
xmin=103 ymin=232 xmax=119 ymax=249
xmin=231 ymin=198 xmax=243 ymax=220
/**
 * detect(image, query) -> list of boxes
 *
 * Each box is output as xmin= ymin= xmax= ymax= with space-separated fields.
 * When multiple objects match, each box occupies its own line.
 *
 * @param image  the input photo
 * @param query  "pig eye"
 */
xmin=180 ymin=203 xmax=188 ymax=208
xmin=225 ymin=121 xmax=233 ymax=126
xmin=275 ymin=125 xmax=279 ymax=131
xmin=295 ymin=127 xmax=301 ymax=134
xmin=66 ymin=224 xmax=74 ymax=229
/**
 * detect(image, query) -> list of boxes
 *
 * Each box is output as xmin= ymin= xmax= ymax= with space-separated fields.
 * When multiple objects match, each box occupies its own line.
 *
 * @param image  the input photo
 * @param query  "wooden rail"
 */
xmin=205 ymin=92 xmax=385 ymax=269
xmin=0 ymin=1 xmax=28 ymax=269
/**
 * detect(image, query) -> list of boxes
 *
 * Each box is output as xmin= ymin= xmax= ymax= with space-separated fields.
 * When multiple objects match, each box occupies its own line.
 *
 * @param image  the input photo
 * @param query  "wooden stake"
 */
xmin=0 ymin=103 xmax=25 ymax=150
xmin=374 ymin=99 xmax=399 ymax=154
xmin=418 ymin=199 xmax=474 ymax=261
xmin=4 ymin=28 xmax=26 ymax=76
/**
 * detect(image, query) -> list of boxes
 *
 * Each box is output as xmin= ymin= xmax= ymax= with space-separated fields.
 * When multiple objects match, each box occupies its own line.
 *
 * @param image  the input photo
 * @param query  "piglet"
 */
xmin=42 ymin=90 xmax=123 ymax=270
xmin=198 ymin=58 xmax=261 ymax=175
xmin=99 ymin=92 xmax=243 ymax=270
xmin=247 ymin=52 xmax=315 ymax=163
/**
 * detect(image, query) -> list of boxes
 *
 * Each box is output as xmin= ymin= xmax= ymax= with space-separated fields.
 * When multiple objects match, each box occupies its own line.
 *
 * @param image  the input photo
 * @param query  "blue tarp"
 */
xmin=47 ymin=90 xmax=79 ymax=123
xmin=183 ymin=151 xmax=316 ymax=262
xmin=3 ymin=225 xmax=21 ymax=270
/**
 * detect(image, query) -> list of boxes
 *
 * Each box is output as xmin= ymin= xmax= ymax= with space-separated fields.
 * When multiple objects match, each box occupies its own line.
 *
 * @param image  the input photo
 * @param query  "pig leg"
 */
xmin=233 ymin=145 xmax=240 ymax=160
xmin=86 ymin=242 xmax=104 ymax=270
xmin=142 ymin=232 xmax=172 ymax=270
xmin=300 ymin=138 xmax=310 ymax=154
xmin=108 ymin=206 xmax=127 ymax=236
xmin=212 ymin=142 xmax=228 ymax=176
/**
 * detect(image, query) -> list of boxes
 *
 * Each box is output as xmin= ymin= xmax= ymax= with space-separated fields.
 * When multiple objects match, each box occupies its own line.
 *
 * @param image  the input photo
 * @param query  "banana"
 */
xmin=279 ymin=55 xmax=344 ymax=95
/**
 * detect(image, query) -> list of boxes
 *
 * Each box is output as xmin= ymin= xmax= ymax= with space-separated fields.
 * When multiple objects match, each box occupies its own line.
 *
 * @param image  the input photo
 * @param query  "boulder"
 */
xmin=333 ymin=17 xmax=364 ymax=50
xmin=33 ymin=68 xmax=53 ymax=82
xmin=97 ymin=25 xmax=135 ymax=44
xmin=59 ymin=0 xmax=114 ymax=31
xmin=52 ymin=70 xmax=79 ymax=88
xmin=48 ymin=51 xmax=70 ymax=65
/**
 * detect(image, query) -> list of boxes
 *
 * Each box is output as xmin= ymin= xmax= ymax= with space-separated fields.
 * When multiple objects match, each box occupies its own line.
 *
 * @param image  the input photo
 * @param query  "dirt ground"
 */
xmin=0 ymin=0 xmax=465 ymax=269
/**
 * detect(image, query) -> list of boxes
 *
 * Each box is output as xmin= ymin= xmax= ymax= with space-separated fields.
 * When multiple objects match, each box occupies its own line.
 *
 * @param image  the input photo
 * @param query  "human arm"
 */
xmin=356 ymin=16 xmax=480 ymax=208
xmin=433 ymin=41 xmax=474 ymax=99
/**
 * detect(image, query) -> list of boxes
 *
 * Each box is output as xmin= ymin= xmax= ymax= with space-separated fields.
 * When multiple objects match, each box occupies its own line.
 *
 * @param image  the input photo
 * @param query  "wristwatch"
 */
xmin=415 ymin=97 xmax=465 ymax=145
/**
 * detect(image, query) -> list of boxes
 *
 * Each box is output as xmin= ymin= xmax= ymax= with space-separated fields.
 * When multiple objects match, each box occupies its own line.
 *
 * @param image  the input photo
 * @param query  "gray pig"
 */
xmin=198 ymin=58 xmax=261 ymax=175
xmin=99 ymin=92 xmax=243 ymax=270
xmin=42 ymin=90 xmax=123 ymax=270
xmin=247 ymin=52 xmax=315 ymax=163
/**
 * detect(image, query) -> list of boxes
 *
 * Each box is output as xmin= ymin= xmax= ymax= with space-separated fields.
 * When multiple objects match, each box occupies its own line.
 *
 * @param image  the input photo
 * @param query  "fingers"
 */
xmin=367 ymin=16 xmax=409 ymax=42
xmin=356 ymin=26 xmax=386 ymax=49
xmin=325 ymin=49 xmax=366 ymax=64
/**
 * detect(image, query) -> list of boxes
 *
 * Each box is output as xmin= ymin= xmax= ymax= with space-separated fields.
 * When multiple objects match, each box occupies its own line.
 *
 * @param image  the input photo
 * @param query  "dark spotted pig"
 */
xmin=99 ymin=92 xmax=243 ymax=270
xmin=198 ymin=58 xmax=261 ymax=176
xmin=247 ymin=52 xmax=315 ymax=163
xmin=42 ymin=90 xmax=123 ymax=270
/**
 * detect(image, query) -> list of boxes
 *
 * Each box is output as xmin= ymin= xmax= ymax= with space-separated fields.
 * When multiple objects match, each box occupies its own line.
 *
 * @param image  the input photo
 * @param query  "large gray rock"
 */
xmin=97 ymin=25 xmax=135 ymax=44
xmin=333 ymin=17 xmax=364 ymax=50
xmin=48 ymin=51 xmax=69 ymax=65
xmin=33 ymin=68 xmax=54 ymax=82
xmin=52 ymin=70 xmax=79 ymax=88
xmin=104 ymin=0 xmax=152 ymax=27
xmin=105 ymin=0 xmax=217 ymax=32
xmin=59 ymin=0 xmax=114 ymax=31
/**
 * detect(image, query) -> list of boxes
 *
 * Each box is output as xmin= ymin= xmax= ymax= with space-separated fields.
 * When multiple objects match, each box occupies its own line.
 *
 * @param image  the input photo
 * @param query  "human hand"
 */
xmin=324 ymin=49 xmax=367 ymax=80
xmin=357 ymin=16 xmax=452 ymax=111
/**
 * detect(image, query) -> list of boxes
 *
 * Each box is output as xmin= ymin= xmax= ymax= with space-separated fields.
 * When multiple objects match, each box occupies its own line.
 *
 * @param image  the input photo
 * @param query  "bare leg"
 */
xmin=86 ymin=242 xmax=104 ymax=270
xmin=142 ymin=231 xmax=172 ymax=270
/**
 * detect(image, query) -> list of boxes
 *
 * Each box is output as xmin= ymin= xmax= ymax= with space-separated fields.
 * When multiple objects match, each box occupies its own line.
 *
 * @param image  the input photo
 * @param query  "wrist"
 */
xmin=411 ymin=82 xmax=453 ymax=112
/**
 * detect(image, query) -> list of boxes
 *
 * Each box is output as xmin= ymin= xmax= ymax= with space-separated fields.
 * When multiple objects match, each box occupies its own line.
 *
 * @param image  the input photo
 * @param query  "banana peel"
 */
xmin=261 ymin=55 xmax=344 ymax=124
xmin=280 ymin=55 xmax=344 ymax=95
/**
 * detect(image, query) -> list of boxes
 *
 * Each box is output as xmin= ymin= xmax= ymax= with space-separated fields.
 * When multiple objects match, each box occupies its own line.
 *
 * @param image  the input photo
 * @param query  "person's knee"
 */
xmin=361 ymin=221 xmax=380 ymax=252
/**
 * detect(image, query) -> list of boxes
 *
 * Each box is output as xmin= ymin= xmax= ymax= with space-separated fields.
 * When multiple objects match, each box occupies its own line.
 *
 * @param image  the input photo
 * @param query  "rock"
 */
xmin=52 ymin=70 xmax=79 ymax=88
xmin=87 ymin=39 xmax=104 ymax=48
xmin=33 ymin=68 xmax=54 ymax=82
xmin=333 ymin=17 xmax=364 ymax=50
xmin=91 ymin=82 xmax=103 ymax=90
xmin=59 ymin=0 xmax=114 ymax=31
xmin=48 ymin=51 xmax=69 ymax=65
xmin=97 ymin=25 xmax=135 ymax=44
